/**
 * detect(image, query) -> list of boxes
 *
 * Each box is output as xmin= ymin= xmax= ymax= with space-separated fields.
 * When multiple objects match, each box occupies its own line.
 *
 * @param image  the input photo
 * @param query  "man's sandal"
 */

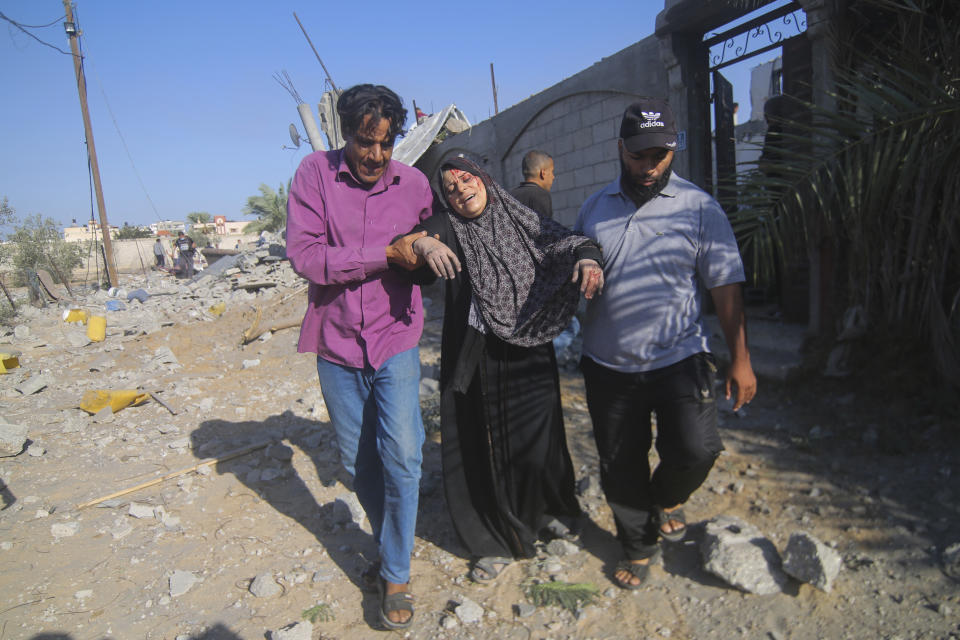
xmin=377 ymin=577 xmax=414 ymax=630
xmin=654 ymin=506 xmax=687 ymax=542
xmin=470 ymin=556 xmax=513 ymax=583
xmin=613 ymin=549 xmax=661 ymax=590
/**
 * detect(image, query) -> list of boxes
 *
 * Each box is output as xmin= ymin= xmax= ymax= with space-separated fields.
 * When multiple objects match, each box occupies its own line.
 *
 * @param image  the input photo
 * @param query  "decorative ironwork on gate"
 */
xmin=705 ymin=2 xmax=807 ymax=71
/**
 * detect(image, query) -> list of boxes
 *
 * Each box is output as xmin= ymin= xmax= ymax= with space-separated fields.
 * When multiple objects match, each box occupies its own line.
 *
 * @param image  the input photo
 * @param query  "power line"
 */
xmin=0 ymin=10 xmax=75 ymax=56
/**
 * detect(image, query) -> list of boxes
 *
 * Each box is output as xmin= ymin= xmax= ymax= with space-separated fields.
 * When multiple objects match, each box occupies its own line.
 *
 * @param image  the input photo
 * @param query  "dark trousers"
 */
xmin=581 ymin=352 xmax=723 ymax=559
xmin=154 ymin=254 xmax=165 ymax=268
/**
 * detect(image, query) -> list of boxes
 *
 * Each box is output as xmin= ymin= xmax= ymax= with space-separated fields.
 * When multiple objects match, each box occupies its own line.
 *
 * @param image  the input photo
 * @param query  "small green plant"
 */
xmin=525 ymin=581 xmax=599 ymax=615
xmin=302 ymin=602 xmax=334 ymax=623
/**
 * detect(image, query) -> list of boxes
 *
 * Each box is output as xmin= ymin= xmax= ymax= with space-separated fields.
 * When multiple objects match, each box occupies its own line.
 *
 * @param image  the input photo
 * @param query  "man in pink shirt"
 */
xmin=286 ymin=84 xmax=431 ymax=630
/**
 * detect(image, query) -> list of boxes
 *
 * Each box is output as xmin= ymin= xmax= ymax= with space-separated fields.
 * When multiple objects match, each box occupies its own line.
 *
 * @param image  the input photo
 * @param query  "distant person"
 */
xmin=153 ymin=238 xmax=166 ymax=268
xmin=286 ymin=83 xmax=431 ymax=631
xmin=510 ymin=150 xmax=555 ymax=219
xmin=234 ymin=240 xmax=241 ymax=251
xmin=174 ymin=231 xmax=196 ymax=279
xmin=575 ymin=98 xmax=757 ymax=590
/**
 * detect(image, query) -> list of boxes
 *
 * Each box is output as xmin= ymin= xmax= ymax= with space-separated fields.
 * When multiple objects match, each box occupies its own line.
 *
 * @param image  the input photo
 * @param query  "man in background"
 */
xmin=174 ymin=231 xmax=195 ymax=279
xmin=153 ymin=237 xmax=166 ymax=269
xmin=510 ymin=150 xmax=555 ymax=219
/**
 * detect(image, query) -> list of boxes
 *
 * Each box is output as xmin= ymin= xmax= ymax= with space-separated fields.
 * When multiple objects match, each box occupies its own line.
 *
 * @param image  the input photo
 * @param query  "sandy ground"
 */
xmin=1 ymin=268 xmax=958 ymax=640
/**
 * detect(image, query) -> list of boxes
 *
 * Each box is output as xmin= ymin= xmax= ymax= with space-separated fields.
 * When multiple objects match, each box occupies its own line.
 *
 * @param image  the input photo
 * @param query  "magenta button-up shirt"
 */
xmin=286 ymin=149 xmax=433 ymax=369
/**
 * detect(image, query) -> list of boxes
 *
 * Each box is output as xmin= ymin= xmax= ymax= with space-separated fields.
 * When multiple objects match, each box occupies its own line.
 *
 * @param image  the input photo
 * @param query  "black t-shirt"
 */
xmin=509 ymin=182 xmax=553 ymax=219
xmin=176 ymin=236 xmax=195 ymax=255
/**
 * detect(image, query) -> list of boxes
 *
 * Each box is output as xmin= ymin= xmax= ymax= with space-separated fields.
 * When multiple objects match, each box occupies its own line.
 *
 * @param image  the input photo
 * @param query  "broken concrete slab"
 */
xmin=0 ymin=421 xmax=29 ymax=456
xmin=782 ymin=531 xmax=842 ymax=592
xmin=701 ymin=515 xmax=788 ymax=595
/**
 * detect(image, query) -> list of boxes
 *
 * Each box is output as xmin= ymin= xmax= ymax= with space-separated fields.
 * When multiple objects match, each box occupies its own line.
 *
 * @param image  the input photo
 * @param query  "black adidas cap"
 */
xmin=619 ymin=98 xmax=678 ymax=153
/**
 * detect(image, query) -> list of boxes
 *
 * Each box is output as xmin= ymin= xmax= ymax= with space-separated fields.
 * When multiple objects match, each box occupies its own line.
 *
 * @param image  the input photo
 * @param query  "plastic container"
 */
xmin=87 ymin=315 xmax=107 ymax=342
xmin=63 ymin=308 xmax=87 ymax=324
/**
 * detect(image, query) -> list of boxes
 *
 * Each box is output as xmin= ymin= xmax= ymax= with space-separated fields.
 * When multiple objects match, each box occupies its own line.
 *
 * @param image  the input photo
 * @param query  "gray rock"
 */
xmin=332 ymin=493 xmax=366 ymax=528
xmin=0 ymin=421 xmax=29 ymax=455
xmin=268 ymin=621 xmax=313 ymax=640
xmin=16 ymin=374 xmax=53 ymax=395
xmin=419 ymin=378 xmax=439 ymax=397
xmin=51 ymin=522 xmax=79 ymax=538
xmin=455 ymin=596 xmax=484 ymax=624
xmin=249 ymin=572 xmax=282 ymax=597
xmin=13 ymin=324 xmax=30 ymax=339
xmin=546 ymin=539 xmax=580 ymax=557
xmin=700 ymin=515 xmax=788 ymax=595
xmin=782 ymin=531 xmax=843 ymax=592
xmin=128 ymin=502 xmax=156 ymax=519
xmin=26 ymin=443 xmax=45 ymax=457
xmin=514 ymin=602 xmax=536 ymax=618
xmin=169 ymin=570 xmax=197 ymax=597
xmin=440 ymin=615 xmax=459 ymax=629
xmin=241 ymin=359 xmax=261 ymax=369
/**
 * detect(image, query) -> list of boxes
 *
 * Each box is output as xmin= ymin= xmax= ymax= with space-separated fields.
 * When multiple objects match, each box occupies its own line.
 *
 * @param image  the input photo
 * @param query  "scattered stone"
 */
xmin=169 ymin=570 xmax=197 ymax=597
xmin=543 ymin=560 xmax=563 ymax=575
xmin=514 ymin=602 xmax=536 ymax=618
xmin=249 ymin=572 xmax=282 ymax=597
xmin=26 ymin=443 xmax=45 ymax=457
xmin=419 ymin=378 xmax=439 ymax=397
xmin=16 ymin=374 xmax=53 ymax=395
xmin=454 ymin=597 xmax=484 ymax=624
xmin=51 ymin=522 xmax=79 ymax=538
xmin=92 ymin=406 xmax=114 ymax=423
xmin=128 ymin=502 xmax=155 ymax=519
xmin=268 ymin=620 xmax=313 ymax=640
xmin=0 ymin=421 xmax=29 ymax=456
xmin=701 ymin=515 xmax=788 ymax=595
xmin=112 ymin=523 xmax=134 ymax=539
xmin=196 ymin=464 xmax=212 ymax=476
xmin=782 ymin=531 xmax=843 ymax=592
xmin=152 ymin=347 xmax=180 ymax=368
xmin=332 ymin=494 xmax=366 ymax=528
xmin=546 ymin=539 xmax=579 ymax=557
xmin=440 ymin=615 xmax=459 ymax=630
xmin=74 ymin=589 xmax=93 ymax=600
xmin=241 ymin=359 xmax=261 ymax=369
xmin=940 ymin=542 xmax=960 ymax=581
xmin=168 ymin=437 xmax=190 ymax=449
xmin=13 ymin=325 xmax=30 ymax=339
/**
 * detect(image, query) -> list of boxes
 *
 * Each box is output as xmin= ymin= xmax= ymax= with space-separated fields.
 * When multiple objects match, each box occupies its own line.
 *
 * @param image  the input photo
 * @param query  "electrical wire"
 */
xmin=0 ymin=10 xmax=75 ymax=56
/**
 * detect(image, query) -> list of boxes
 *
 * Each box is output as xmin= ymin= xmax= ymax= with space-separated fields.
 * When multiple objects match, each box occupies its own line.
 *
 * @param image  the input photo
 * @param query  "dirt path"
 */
xmin=1 ymin=271 xmax=958 ymax=640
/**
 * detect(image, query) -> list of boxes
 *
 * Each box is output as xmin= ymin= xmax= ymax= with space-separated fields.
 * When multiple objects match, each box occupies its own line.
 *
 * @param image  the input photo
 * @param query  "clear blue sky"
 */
xmin=1 ymin=1 xmax=761 ymax=230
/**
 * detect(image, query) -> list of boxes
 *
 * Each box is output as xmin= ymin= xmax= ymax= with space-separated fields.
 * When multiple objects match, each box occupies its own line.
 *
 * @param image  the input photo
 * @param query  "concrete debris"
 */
xmin=454 ymin=596 xmax=484 ymax=624
xmin=16 ymin=374 xmax=53 ymax=396
xmin=440 ymin=614 xmax=459 ymax=629
xmin=0 ymin=421 xmax=29 ymax=456
xmin=13 ymin=325 xmax=30 ymax=339
xmin=128 ymin=502 xmax=156 ymax=519
xmin=241 ymin=359 xmax=261 ymax=369
xmin=514 ymin=602 xmax=536 ymax=618
xmin=169 ymin=570 xmax=197 ymax=597
xmin=26 ymin=443 xmax=45 ymax=457
xmin=268 ymin=620 xmax=313 ymax=640
xmin=782 ymin=531 xmax=843 ymax=592
xmin=51 ymin=521 xmax=79 ymax=538
xmin=332 ymin=493 xmax=366 ymax=528
xmin=545 ymin=539 xmax=580 ymax=557
xmin=249 ymin=572 xmax=282 ymax=597
xmin=700 ymin=515 xmax=788 ymax=595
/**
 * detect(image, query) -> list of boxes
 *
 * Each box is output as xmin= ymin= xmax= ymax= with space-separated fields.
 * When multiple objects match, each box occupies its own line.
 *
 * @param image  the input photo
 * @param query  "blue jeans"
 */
xmin=316 ymin=347 xmax=424 ymax=584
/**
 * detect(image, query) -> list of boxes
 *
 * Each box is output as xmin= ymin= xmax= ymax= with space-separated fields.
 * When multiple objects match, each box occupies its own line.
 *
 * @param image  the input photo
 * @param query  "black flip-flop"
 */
xmin=654 ymin=506 xmax=687 ymax=542
xmin=469 ymin=556 xmax=513 ymax=583
xmin=377 ymin=577 xmax=414 ymax=630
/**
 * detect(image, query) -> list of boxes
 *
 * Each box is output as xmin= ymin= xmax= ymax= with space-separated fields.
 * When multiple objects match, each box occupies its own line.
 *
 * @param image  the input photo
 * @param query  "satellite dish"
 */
xmin=288 ymin=124 xmax=302 ymax=149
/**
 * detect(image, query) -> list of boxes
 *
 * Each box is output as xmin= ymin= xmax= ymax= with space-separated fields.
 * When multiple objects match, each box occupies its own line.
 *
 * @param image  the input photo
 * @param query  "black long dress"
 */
xmin=412 ymin=213 xmax=599 ymax=559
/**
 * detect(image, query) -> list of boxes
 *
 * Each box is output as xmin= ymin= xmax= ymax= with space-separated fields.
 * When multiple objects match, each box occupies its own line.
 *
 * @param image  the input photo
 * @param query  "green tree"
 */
xmin=5 ymin=212 xmax=83 ymax=286
xmin=187 ymin=211 xmax=212 ymax=228
xmin=115 ymin=223 xmax=153 ymax=239
xmin=243 ymin=181 xmax=289 ymax=234
xmin=732 ymin=0 xmax=960 ymax=387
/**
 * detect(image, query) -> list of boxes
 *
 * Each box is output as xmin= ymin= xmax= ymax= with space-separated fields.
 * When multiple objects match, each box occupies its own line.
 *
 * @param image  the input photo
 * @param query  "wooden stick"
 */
xmin=148 ymin=390 xmax=178 ymax=415
xmin=241 ymin=318 xmax=302 ymax=345
xmin=76 ymin=440 xmax=272 ymax=509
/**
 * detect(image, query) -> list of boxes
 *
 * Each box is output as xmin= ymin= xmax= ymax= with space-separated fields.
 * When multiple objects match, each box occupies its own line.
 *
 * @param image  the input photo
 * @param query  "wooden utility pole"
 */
xmin=490 ymin=63 xmax=499 ymax=115
xmin=63 ymin=0 xmax=118 ymax=287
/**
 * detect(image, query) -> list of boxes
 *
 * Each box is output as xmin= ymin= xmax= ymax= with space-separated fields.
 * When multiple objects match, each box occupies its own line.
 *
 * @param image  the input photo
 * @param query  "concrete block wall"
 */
xmin=417 ymin=35 xmax=668 ymax=227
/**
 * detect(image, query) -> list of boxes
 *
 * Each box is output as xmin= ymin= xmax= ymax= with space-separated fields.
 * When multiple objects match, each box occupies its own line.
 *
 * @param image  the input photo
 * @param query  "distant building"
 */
xmin=63 ymin=221 xmax=120 ymax=243
xmin=150 ymin=220 xmax=186 ymax=236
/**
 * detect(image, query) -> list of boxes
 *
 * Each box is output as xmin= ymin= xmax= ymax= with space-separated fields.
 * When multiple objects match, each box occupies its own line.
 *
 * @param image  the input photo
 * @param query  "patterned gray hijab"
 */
xmin=437 ymin=157 xmax=591 ymax=347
